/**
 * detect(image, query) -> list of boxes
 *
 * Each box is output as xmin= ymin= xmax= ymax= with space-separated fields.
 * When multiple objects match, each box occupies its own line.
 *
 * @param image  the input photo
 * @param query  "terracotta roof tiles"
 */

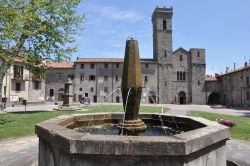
xmin=205 ymin=76 xmax=218 ymax=81
xmin=76 ymin=58 xmax=157 ymax=63
xmin=47 ymin=61 xmax=75 ymax=69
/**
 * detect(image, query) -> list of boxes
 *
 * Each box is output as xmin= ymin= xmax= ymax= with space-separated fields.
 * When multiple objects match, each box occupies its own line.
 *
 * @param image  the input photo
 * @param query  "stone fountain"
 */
xmin=54 ymin=78 xmax=81 ymax=111
xmin=36 ymin=38 xmax=229 ymax=166
xmin=118 ymin=37 xmax=147 ymax=134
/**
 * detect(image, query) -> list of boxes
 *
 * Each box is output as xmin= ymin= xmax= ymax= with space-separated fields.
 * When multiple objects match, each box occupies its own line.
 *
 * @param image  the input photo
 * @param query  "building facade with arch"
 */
xmin=44 ymin=7 xmax=207 ymax=105
xmin=152 ymin=7 xmax=206 ymax=104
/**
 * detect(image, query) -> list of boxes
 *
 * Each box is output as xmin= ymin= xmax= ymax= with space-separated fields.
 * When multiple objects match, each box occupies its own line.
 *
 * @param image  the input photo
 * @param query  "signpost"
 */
xmin=23 ymin=99 xmax=27 ymax=112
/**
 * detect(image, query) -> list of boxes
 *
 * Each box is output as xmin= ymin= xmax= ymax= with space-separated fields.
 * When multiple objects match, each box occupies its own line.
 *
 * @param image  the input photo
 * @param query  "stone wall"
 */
xmin=219 ymin=68 xmax=250 ymax=107
xmin=28 ymin=80 xmax=46 ymax=102
xmin=171 ymin=49 xmax=190 ymax=104
xmin=190 ymin=49 xmax=206 ymax=104
xmin=45 ymin=68 xmax=75 ymax=101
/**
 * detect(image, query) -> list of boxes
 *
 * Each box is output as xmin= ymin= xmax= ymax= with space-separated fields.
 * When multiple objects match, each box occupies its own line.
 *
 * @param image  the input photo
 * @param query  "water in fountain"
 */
xmin=143 ymin=87 xmax=179 ymax=129
xmin=120 ymin=87 xmax=132 ymax=135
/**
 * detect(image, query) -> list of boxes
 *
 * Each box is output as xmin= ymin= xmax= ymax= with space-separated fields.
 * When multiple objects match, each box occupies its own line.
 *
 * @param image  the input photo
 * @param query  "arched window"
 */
xmin=163 ymin=19 xmax=167 ymax=30
xmin=179 ymin=55 xmax=183 ymax=61
xmin=180 ymin=71 xmax=183 ymax=81
xmin=183 ymin=71 xmax=186 ymax=81
xmin=164 ymin=50 xmax=167 ymax=57
xmin=177 ymin=71 xmax=186 ymax=81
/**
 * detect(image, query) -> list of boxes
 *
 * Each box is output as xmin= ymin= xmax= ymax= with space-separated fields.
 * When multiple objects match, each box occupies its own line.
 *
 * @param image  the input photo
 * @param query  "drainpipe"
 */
xmin=95 ymin=63 xmax=97 ymax=103
xmin=157 ymin=63 xmax=159 ymax=104
xmin=241 ymin=71 xmax=243 ymax=107
xmin=205 ymin=81 xmax=208 ymax=104
xmin=111 ymin=63 xmax=114 ymax=103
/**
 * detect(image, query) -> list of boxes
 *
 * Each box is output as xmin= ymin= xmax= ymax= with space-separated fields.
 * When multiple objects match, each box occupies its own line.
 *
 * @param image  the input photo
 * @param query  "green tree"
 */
xmin=0 ymin=0 xmax=84 ymax=106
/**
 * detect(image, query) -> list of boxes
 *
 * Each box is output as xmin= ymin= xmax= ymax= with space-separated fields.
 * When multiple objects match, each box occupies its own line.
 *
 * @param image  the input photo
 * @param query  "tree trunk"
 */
xmin=0 ymin=72 xmax=5 ymax=111
xmin=0 ymin=59 xmax=9 ymax=110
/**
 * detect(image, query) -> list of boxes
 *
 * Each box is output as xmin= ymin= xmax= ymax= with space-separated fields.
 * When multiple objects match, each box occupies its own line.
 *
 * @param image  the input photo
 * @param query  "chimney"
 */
xmin=234 ymin=63 xmax=236 ymax=70
xmin=245 ymin=62 xmax=248 ymax=67
xmin=226 ymin=67 xmax=229 ymax=73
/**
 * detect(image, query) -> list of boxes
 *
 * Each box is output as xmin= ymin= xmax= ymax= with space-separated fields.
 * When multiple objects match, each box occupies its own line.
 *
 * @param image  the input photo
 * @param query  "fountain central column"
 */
xmin=119 ymin=37 xmax=147 ymax=133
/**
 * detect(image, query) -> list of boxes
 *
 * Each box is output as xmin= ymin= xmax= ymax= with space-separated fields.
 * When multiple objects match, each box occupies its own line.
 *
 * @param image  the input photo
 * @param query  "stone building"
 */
xmin=72 ymin=58 xmax=159 ymax=103
xmin=45 ymin=7 xmax=207 ymax=105
xmin=1 ymin=57 xmax=45 ymax=102
xmin=205 ymin=63 xmax=250 ymax=107
xmin=45 ymin=62 xmax=75 ymax=102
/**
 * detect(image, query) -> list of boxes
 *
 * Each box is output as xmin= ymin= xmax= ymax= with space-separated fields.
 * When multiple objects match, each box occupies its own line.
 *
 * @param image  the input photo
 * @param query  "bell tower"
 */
xmin=152 ymin=7 xmax=173 ymax=62
xmin=152 ymin=7 xmax=174 ymax=104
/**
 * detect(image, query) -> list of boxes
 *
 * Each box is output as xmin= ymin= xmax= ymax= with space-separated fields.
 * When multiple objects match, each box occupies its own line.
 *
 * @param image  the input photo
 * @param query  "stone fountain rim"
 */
xmin=36 ymin=113 xmax=229 ymax=156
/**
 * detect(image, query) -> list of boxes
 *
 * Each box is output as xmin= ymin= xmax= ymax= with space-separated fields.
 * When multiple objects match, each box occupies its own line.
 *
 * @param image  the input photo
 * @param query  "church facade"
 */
xmin=45 ymin=7 xmax=207 ymax=104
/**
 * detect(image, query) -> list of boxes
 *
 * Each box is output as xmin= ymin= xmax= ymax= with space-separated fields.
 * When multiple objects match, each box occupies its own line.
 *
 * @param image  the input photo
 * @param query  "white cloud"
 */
xmin=87 ymin=3 xmax=144 ymax=23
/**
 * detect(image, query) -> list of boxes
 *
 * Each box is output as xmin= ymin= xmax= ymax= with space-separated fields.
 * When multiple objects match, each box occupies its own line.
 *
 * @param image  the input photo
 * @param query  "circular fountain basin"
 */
xmin=36 ymin=113 xmax=229 ymax=166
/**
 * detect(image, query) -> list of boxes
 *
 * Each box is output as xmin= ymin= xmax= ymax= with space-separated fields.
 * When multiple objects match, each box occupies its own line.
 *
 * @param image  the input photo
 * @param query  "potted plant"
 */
xmin=216 ymin=119 xmax=236 ymax=139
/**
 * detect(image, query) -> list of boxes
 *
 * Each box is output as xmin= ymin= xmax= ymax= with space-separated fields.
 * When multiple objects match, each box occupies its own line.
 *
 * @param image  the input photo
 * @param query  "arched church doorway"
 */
xmin=148 ymin=91 xmax=157 ymax=104
xmin=178 ymin=91 xmax=186 ymax=104
xmin=208 ymin=92 xmax=220 ymax=105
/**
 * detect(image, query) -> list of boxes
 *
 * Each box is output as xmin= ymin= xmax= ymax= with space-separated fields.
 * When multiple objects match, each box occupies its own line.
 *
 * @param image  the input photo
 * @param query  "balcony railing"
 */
xmin=13 ymin=74 xmax=24 ymax=80
xmin=12 ymin=74 xmax=29 ymax=81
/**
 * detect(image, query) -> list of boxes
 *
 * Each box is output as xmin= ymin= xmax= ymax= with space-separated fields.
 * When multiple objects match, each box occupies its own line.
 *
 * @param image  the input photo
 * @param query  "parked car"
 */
xmin=80 ymin=97 xmax=90 ymax=105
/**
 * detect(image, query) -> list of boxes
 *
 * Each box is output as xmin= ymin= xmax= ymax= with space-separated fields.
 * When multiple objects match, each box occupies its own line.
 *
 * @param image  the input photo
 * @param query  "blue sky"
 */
xmin=73 ymin=0 xmax=250 ymax=75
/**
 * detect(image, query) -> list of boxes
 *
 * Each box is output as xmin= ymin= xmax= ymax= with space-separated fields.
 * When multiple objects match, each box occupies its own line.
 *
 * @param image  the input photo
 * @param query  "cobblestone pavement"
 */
xmin=164 ymin=104 xmax=250 ymax=117
xmin=227 ymin=139 xmax=250 ymax=166
xmin=0 ymin=136 xmax=38 ymax=166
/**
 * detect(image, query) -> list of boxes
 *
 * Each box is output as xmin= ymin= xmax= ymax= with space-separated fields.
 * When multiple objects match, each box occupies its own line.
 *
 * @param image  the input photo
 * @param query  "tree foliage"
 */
xmin=0 ymin=0 xmax=84 ymax=67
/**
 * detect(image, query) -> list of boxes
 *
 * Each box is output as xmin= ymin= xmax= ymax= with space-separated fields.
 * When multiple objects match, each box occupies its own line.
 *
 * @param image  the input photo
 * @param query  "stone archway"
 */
xmin=208 ymin=92 xmax=220 ymax=105
xmin=57 ymin=88 xmax=65 ymax=101
xmin=178 ymin=91 xmax=186 ymax=105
